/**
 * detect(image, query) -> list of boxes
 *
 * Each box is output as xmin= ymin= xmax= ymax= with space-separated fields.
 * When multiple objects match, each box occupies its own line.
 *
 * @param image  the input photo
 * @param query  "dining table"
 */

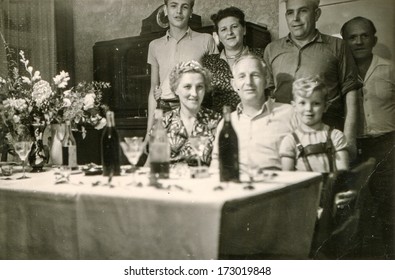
xmin=0 ymin=166 xmax=322 ymax=260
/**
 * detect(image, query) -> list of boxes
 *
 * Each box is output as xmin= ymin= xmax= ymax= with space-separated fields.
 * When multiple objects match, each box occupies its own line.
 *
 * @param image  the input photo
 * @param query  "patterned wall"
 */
xmin=74 ymin=0 xmax=279 ymax=82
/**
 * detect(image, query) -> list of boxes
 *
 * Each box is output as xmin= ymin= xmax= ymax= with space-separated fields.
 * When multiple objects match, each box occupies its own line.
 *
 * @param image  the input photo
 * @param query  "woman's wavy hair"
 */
xmin=210 ymin=6 xmax=246 ymax=33
xmin=169 ymin=60 xmax=212 ymax=94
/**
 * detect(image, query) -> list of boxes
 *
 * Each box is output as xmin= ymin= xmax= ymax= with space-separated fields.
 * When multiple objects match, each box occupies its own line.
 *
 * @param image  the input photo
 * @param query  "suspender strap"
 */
xmin=292 ymin=132 xmax=313 ymax=172
xmin=325 ymin=127 xmax=336 ymax=173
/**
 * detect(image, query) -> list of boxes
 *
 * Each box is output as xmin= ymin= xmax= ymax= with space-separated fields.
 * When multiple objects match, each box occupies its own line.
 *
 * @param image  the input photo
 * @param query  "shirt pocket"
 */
xmin=372 ymin=76 xmax=395 ymax=100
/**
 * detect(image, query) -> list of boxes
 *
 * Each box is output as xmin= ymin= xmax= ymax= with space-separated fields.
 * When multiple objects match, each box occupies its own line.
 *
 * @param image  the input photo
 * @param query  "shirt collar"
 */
xmin=364 ymin=54 xmax=391 ymax=82
xmin=371 ymin=54 xmax=392 ymax=67
xmin=166 ymin=27 xmax=192 ymax=41
xmin=236 ymin=98 xmax=274 ymax=119
xmin=285 ymin=29 xmax=322 ymax=46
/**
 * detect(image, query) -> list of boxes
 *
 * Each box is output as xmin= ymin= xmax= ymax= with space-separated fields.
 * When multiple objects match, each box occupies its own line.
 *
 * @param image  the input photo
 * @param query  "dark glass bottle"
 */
xmin=101 ymin=111 xmax=121 ymax=176
xmin=149 ymin=109 xmax=170 ymax=179
xmin=62 ymin=120 xmax=78 ymax=170
xmin=219 ymin=106 xmax=239 ymax=182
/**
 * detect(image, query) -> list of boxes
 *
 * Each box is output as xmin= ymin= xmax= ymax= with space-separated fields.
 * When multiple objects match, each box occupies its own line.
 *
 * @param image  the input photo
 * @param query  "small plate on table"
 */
xmin=82 ymin=163 xmax=103 ymax=176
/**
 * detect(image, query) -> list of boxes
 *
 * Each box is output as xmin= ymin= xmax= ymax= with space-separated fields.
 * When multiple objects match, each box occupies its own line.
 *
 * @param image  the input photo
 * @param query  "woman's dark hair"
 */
xmin=211 ymin=6 xmax=246 ymax=33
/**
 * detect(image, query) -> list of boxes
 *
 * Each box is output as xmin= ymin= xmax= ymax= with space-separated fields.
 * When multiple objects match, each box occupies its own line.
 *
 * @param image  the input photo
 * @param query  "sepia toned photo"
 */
xmin=0 ymin=0 xmax=394 ymax=264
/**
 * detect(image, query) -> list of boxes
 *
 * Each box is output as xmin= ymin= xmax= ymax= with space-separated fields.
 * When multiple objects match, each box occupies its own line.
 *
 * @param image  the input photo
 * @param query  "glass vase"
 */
xmin=28 ymin=124 xmax=50 ymax=172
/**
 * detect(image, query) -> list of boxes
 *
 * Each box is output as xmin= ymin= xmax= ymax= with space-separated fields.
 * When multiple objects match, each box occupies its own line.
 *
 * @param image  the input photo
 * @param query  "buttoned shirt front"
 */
xmin=264 ymin=31 xmax=361 ymax=129
xmin=212 ymin=99 xmax=299 ymax=171
xmin=147 ymin=28 xmax=217 ymax=100
xmin=357 ymin=55 xmax=395 ymax=137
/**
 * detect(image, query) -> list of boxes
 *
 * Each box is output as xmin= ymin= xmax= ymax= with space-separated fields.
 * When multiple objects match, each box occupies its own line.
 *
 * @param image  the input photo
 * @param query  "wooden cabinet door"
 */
xmin=120 ymin=40 xmax=151 ymax=118
xmin=93 ymin=33 xmax=163 ymax=118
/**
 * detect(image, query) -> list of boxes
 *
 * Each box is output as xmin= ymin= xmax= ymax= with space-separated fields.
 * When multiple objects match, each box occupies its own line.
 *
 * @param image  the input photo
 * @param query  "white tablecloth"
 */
xmin=0 ymin=169 xmax=322 ymax=259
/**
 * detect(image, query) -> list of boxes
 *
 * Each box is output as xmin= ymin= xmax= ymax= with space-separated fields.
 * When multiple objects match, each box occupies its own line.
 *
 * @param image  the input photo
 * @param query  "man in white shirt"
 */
xmin=211 ymin=54 xmax=299 ymax=174
xmin=341 ymin=16 xmax=395 ymax=259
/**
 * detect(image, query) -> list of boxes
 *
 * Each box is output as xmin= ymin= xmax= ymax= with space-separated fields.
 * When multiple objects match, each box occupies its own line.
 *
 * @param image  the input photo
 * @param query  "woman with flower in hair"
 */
xmin=155 ymin=60 xmax=220 ymax=166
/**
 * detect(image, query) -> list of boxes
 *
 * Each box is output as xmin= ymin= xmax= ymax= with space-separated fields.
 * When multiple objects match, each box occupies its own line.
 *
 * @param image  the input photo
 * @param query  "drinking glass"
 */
xmin=54 ymin=165 xmax=71 ymax=184
xmin=120 ymin=137 xmax=144 ymax=185
xmin=14 ymin=141 xmax=32 ymax=179
xmin=1 ymin=164 xmax=13 ymax=179
xmin=189 ymin=135 xmax=208 ymax=168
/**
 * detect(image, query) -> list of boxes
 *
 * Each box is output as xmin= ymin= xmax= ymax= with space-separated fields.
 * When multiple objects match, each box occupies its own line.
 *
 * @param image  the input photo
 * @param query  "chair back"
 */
xmin=309 ymin=172 xmax=337 ymax=256
xmin=349 ymin=158 xmax=376 ymax=210
xmin=332 ymin=158 xmax=376 ymax=222
xmin=310 ymin=158 xmax=376 ymax=259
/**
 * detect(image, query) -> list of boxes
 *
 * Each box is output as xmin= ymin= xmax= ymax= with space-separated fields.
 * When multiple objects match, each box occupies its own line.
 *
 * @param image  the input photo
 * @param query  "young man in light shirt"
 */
xmin=146 ymin=0 xmax=217 ymax=137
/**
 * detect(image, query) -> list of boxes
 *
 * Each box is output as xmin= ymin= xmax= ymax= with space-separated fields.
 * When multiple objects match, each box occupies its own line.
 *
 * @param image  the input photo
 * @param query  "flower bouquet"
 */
xmin=0 ymin=47 xmax=110 ymax=166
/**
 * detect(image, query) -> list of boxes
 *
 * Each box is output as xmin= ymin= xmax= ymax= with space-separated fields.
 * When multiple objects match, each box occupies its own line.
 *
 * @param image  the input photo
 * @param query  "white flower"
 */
xmin=27 ymin=66 xmax=33 ymax=75
xmin=31 ymin=80 xmax=53 ymax=107
xmin=19 ymin=52 xmax=28 ymax=68
xmin=3 ymin=98 xmax=28 ymax=111
xmin=19 ymin=50 xmax=26 ymax=60
xmin=63 ymin=98 xmax=71 ymax=107
xmin=21 ymin=76 xmax=32 ymax=85
xmin=16 ymin=99 xmax=28 ymax=111
xmin=44 ymin=113 xmax=51 ymax=122
xmin=3 ymin=98 xmax=11 ymax=108
xmin=12 ymin=115 xmax=21 ymax=123
xmin=63 ymin=89 xmax=72 ymax=97
xmin=83 ymin=93 xmax=96 ymax=110
xmin=32 ymin=71 xmax=41 ymax=81
xmin=53 ymin=71 xmax=70 ymax=88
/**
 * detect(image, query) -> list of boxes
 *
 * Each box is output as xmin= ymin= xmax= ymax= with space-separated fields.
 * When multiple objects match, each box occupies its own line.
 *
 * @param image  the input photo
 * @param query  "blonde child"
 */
xmin=279 ymin=76 xmax=349 ymax=172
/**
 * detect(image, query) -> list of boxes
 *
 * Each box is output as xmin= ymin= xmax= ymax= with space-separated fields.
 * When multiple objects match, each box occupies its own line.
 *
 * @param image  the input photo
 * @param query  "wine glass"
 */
xmin=189 ymin=135 xmax=208 ymax=169
xmin=14 ymin=141 xmax=32 ymax=179
xmin=120 ymin=137 xmax=145 ymax=185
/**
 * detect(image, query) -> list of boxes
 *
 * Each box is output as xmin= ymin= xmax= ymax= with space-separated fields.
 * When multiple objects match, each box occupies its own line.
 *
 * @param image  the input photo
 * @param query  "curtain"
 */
xmin=0 ymin=0 xmax=56 ymax=81
xmin=0 ymin=5 xmax=7 ymax=78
